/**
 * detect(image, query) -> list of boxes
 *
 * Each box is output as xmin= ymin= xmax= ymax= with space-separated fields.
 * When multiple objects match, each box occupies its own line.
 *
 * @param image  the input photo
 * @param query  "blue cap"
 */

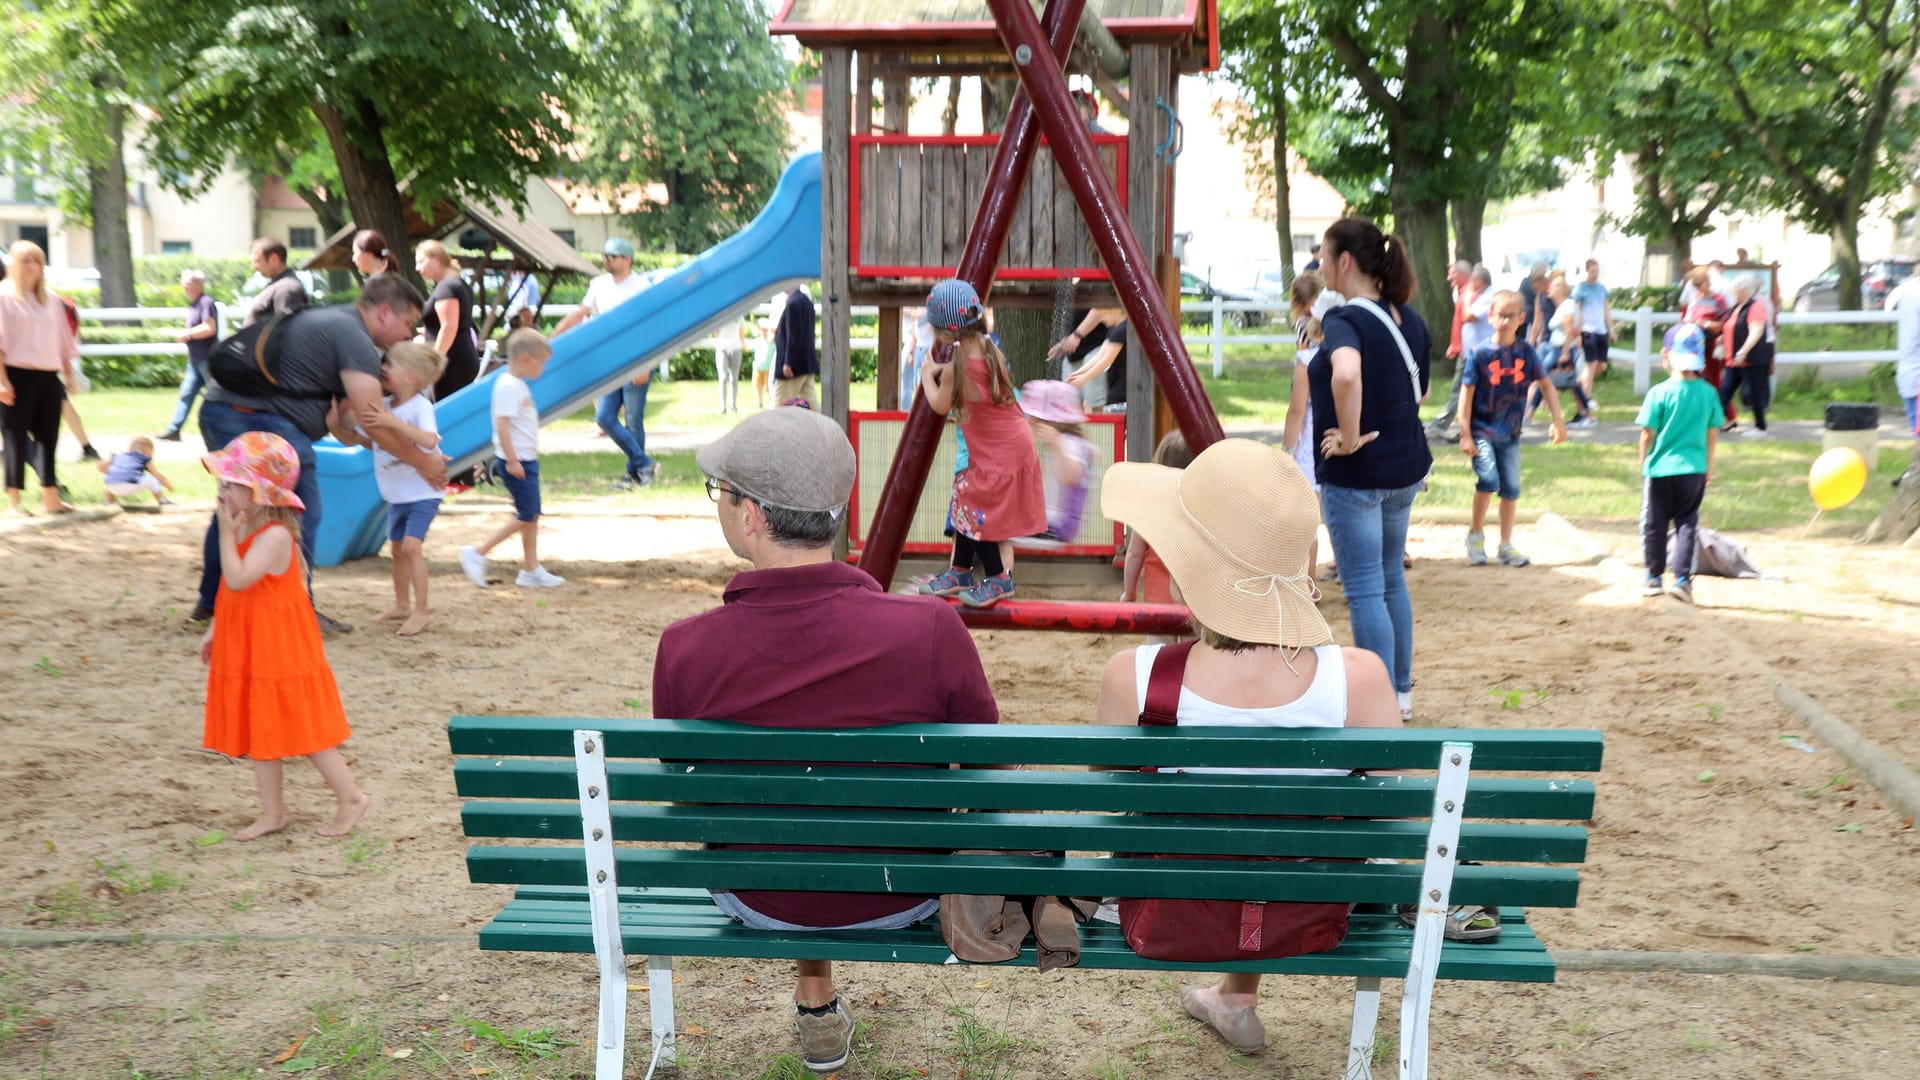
xmin=1663 ymin=324 xmax=1706 ymax=371
xmin=602 ymin=237 xmax=635 ymax=259
xmin=926 ymin=278 xmax=983 ymax=331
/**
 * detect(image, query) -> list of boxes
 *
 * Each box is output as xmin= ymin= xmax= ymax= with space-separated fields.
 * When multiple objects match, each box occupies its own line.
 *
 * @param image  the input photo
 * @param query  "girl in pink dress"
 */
xmin=915 ymin=278 xmax=1046 ymax=608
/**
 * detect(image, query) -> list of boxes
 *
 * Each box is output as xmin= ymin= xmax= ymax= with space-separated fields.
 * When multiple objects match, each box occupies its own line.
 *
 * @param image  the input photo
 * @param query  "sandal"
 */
xmin=1398 ymin=903 xmax=1502 ymax=942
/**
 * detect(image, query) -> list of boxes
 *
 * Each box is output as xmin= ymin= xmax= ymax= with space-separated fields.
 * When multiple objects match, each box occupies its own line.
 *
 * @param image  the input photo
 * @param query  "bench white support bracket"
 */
xmin=1398 ymin=741 xmax=1472 ymax=1080
xmin=647 ymin=955 xmax=676 ymax=1073
xmin=1345 ymin=975 xmax=1382 ymax=1080
xmin=576 ymin=730 xmax=631 ymax=1080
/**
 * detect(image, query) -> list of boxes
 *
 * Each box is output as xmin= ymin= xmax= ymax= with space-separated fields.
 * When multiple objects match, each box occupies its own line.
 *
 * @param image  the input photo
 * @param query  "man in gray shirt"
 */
xmin=242 ymin=237 xmax=309 ymax=328
xmin=194 ymin=276 xmax=443 ymax=632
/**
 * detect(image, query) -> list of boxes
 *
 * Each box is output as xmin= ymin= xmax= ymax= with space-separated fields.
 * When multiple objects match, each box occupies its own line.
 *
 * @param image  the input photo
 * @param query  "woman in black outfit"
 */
xmin=414 ymin=239 xmax=478 ymax=401
xmin=352 ymin=229 xmax=401 ymax=279
xmin=0 ymin=241 xmax=80 ymax=515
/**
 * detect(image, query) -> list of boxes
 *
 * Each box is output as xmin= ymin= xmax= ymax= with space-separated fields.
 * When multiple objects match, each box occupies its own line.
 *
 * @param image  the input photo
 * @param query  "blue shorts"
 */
xmin=495 ymin=458 xmax=542 ymax=522
xmin=386 ymin=498 xmax=442 ymax=543
xmin=1470 ymin=436 xmax=1523 ymax=501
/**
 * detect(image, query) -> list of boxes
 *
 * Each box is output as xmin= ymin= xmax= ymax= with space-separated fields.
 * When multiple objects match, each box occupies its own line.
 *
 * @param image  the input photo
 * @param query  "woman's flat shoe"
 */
xmin=1180 ymin=986 xmax=1265 ymax=1052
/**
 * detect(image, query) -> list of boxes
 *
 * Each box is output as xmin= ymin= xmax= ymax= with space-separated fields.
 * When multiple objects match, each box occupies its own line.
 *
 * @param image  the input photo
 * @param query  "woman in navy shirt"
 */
xmin=1307 ymin=217 xmax=1432 ymax=720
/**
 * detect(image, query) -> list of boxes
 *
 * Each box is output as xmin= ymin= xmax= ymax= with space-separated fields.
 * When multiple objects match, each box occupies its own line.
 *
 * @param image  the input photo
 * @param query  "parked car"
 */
xmin=1179 ymin=271 xmax=1267 ymax=328
xmin=1794 ymin=258 xmax=1917 ymax=311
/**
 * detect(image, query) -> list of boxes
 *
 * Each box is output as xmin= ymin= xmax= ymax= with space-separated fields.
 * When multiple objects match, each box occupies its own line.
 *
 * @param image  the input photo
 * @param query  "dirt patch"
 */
xmin=3 ymin=510 xmax=1917 ymax=1078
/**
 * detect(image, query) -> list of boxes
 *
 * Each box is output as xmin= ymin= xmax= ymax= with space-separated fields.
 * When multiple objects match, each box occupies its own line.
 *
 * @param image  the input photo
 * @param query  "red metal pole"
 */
xmin=949 ymin=598 xmax=1194 ymax=636
xmin=984 ymin=0 xmax=1224 ymax=455
xmin=858 ymin=0 xmax=1086 ymax=591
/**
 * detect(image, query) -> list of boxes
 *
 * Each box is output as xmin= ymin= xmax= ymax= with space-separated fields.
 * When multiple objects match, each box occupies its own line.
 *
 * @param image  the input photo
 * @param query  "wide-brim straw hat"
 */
xmin=1102 ymin=438 xmax=1331 ymax=648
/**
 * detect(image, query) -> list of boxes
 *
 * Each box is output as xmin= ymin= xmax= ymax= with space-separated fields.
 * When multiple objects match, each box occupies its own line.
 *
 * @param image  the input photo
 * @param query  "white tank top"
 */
xmin=1131 ymin=643 xmax=1349 ymax=777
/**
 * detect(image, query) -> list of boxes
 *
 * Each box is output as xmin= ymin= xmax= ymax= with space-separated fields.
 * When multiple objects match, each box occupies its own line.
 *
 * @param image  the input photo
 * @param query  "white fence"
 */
xmin=1618 ymin=307 xmax=1898 ymax=395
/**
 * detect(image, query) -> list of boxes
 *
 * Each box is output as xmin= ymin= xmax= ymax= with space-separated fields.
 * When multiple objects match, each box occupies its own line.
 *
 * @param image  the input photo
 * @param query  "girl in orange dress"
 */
xmin=198 ymin=432 xmax=369 ymax=841
xmin=915 ymin=278 xmax=1047 ymax=609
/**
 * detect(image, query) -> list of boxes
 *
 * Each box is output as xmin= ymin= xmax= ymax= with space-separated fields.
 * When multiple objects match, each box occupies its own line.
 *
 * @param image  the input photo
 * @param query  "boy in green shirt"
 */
xmin=1636 ymin=324 xmax=1722 ymax=604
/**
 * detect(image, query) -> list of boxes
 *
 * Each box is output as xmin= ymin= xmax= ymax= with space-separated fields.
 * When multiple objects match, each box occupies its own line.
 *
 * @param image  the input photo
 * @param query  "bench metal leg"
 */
xmin=1346 ymin=976 xmax=1382 ymax=1079
xmin=576 ymin=731 xmax=629 ymax=1080
xmin=1398 ymin=741 xmax=1472 ymax=1080
xmin=648 ymin=955 xmax=677 ymax=1073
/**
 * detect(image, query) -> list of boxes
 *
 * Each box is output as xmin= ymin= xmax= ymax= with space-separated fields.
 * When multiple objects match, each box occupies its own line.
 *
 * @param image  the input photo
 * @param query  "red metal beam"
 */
xmin=984 ymin=0 xmax=1224 ymax=456
xmin=949 ymin=599 xmax=1194 ymax=636
xmin=858 ymin=0 xmax=1087 ymax=592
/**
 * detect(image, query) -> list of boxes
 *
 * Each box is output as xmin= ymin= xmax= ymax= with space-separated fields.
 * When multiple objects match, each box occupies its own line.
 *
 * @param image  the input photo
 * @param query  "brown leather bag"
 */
xmin=939 ymin=854 xmax=1098 ymax=971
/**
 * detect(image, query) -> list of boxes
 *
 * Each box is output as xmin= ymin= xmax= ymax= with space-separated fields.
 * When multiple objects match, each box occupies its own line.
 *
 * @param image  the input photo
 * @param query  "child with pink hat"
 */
xmin=198 ymin=431 xmax=370 ymax=841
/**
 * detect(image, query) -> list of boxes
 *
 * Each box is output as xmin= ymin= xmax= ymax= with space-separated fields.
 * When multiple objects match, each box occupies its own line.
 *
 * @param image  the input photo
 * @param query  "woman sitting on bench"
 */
xmin=1093 ymin=438 xmax=1403 ymax=1054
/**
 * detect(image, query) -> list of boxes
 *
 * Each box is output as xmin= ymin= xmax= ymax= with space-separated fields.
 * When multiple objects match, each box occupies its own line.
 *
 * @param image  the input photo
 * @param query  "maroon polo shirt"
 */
xmin=652 ymin=560 xmax=998 ymax=927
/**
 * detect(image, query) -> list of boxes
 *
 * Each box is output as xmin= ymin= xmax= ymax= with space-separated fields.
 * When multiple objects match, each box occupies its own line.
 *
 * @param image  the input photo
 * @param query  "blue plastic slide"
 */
xmin=309 ymin=152 xmax=823 ymax=566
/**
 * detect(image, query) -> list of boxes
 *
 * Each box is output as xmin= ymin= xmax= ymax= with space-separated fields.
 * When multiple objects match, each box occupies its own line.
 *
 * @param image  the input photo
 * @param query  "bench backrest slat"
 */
xmin=465 ymin=847 xmax=1583 ymax=908
xmin=449 ymin=717 xmax=1606 ymax=773
xmin=459 ymin=803 xmax=1590 ymax=864
xmin=453 ymin=760 xmax=1597 ymax=820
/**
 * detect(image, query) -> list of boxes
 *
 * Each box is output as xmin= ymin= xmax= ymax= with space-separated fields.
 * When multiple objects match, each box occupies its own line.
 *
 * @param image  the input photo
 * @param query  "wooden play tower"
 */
xmin=774 ymin=1 xmax=1223 ymax=632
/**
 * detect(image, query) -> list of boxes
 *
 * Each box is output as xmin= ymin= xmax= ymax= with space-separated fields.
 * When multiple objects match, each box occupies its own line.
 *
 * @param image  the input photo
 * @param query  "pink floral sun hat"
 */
xmin=202 ymin=431 xmax=306 ymax=510
xmin=1020 ymin=379 xmax=1087 ymax=425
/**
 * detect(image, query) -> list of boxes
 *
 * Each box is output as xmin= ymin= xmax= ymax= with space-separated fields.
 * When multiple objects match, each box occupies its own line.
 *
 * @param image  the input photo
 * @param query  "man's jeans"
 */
xmin=595 ymin=379 xmax=654 ymax=475
xmin=197 ymin=401 xmax=319 ymax=610
xmin=1320 ymin=481 xmax=1421 ymax=694
xmin=167 ymin=357 xmax=206 ymax=434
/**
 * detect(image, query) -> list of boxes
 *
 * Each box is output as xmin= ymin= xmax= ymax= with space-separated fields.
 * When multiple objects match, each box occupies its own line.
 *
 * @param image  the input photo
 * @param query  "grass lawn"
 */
xmin=52 ymin=379 xmax=1913 ymax=538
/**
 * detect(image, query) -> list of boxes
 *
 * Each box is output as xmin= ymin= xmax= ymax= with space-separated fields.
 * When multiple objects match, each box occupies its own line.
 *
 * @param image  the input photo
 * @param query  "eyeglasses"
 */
xmin=704 ymin=477 xmax=740 ymax=503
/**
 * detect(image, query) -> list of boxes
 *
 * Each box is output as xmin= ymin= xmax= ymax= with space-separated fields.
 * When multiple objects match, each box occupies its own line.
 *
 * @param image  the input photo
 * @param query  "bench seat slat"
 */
xmin=449 ymin=718 xmax=1605 ymax=772
xmin=454 ymin=761 xmax=1598 ymax=820
xmin=466 ymin=847 xmax=1581 ymax=908
xmin=474 ymin=894 xmax=1555 ymax=982
xmin=459 ymin=803 xmax=1590 ymax=863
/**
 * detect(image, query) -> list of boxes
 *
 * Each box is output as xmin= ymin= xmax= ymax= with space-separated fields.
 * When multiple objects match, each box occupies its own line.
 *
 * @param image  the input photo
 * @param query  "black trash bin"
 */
xmin=1825 ymin=403 xmax=1880 ymax=431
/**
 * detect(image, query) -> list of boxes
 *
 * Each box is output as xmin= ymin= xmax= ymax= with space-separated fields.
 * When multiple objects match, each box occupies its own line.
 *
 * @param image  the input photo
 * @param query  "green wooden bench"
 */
xmin=450 ymin=717 xmax=1602 ymax=1080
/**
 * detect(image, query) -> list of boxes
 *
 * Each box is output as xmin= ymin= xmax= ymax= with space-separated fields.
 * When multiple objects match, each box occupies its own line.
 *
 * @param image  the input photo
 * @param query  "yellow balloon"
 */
xmin=1808 ymin=447 xmax=1868 ymax=510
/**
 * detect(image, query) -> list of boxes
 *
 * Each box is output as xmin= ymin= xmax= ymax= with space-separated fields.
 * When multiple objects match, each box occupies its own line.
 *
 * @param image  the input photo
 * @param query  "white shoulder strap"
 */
xmin=1344 ymin=297 xmax=1423 ymax=404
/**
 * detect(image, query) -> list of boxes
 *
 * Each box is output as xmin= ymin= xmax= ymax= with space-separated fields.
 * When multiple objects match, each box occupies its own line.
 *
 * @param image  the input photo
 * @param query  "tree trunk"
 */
xmin=1449 ymin=196 xmax=1485 ymax=268
xmin=1831 ymin=215 xmax=1864 ymax=309
xmin=311 ymin=99 xmax=418 ymax=291
xmin=87 ymin=98 xmax=136 ymax=308
xmin=1394 ymin=185 xmax=1452 ymax=371
xmin=942 ymin=76 xmax=962 ymax=136
xmin=1273 ymin=53 xmax=1294 ymax=293
xmin=289 ymin=179 xmax=353 ymax=295
xmin=1863 ymin=441 xmax=1920 ymax=544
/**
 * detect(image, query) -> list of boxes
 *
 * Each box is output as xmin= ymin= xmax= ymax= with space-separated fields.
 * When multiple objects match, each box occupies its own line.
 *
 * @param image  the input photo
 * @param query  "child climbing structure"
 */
xmin=772 ymin=0 xmax=1223 ymax=634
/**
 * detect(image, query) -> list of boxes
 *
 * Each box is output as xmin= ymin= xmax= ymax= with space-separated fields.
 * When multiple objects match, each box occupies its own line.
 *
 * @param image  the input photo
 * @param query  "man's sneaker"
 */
xmin=1466 ymin=531 xmax=1489 ymax=566
xmin=458 ymin=545 xmax=491 ymax=588
xmin=794 ymin=999 xmax=854 ymax=1075
xmin=188 ymin=603 xmax=214 ymax=623
xmin=315 ymin=611 xmax=354 ymax=635
xmin=958 ymin=571 xmax=1015 ymax=608
xmin=626 ymin=464 xmax=654 ymax=487
xmin=157 ymin=429 xmax=183 ymax=442
xmin=1669 ymin=577 xmax=1694 ymax=605
xmin=1642 ymin=575 xmax=1664 ymax=597
xmin=1572 ymin=415 xmax=1599 ymax=429
xmin=516 ymin=566 xmax=566 ymax=588
xmin=917 ymin=566 xmax=974 ymax=597
xmin=1498 ymin=542 xmax=1530 ymax=567
xmin=1740 ymin=427 xmax=1769 ymax=440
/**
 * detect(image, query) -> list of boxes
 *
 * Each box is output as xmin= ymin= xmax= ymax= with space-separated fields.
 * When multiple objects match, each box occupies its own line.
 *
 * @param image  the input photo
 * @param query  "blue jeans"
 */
xmin=1904 ymin=395 xmax=1916 ymax=436
xmin=1320 ymin=481 xmax=1420 ymax=694
xmin=1470 ymin=437 xmax=1522 ymax=501
xmin=167 ymin=357 xmax=206 ymax=433
xmin=197 ymin=401 xmax=319 ymax=610
xmin=595 ymin=379 xmax=653 ymax=475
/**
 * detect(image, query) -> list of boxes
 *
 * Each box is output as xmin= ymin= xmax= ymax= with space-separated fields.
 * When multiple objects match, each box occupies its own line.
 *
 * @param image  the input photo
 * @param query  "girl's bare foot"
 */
xmin=395 ymin=612 xmax=431 ymax=637
xmin=234 ymin=813 xmax=289 ymax=841
xmin=317 ymin=791 xmax=372 ymax=837
xmin=373 ymin=606 xmax=409 ymax=622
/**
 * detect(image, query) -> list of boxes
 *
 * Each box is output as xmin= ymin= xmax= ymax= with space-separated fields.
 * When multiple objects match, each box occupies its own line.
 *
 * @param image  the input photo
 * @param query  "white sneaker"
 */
xmin=516 ymin=566 xmax=566 ymax=588
xmin=1740 ymin=427 xmax=1769 ymax=440
xmin=458 ymin=545 xmax=490 ymax=588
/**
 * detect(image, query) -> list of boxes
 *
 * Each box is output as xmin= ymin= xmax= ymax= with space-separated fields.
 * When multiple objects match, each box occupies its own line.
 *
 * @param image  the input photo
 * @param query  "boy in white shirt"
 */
xmin=329 ymin=341 xmax=446 ymax=636
xmin=460 ymin=329 xmax=563 ymax=588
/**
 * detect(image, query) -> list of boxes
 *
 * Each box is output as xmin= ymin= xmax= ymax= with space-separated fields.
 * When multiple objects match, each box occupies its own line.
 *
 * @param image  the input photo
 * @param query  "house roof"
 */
xmin=302 ymin=195 xmax=598 ymax=277
xmin=771 ymin=0 xmax=1212 ymax=53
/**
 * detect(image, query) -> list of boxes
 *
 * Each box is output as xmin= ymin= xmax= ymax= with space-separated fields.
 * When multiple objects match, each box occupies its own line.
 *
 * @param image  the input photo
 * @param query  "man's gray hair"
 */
xmin=1453 ymin=259 xmax=1473 ymax=275
xmin=730 ymin=490 xmax=842 ymax=549
xmin=1529 ymin=262 xmax=1549 ymax=279
xmin=181 ymin=269 xmax=208 ymax=286
xmin=1471 ymin=264 xmax=1493 ymax=286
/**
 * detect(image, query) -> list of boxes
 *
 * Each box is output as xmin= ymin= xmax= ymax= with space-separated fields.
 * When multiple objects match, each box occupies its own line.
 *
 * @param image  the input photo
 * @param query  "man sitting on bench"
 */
xmin=653 ymin=406 xmax=1000 ymax=1075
